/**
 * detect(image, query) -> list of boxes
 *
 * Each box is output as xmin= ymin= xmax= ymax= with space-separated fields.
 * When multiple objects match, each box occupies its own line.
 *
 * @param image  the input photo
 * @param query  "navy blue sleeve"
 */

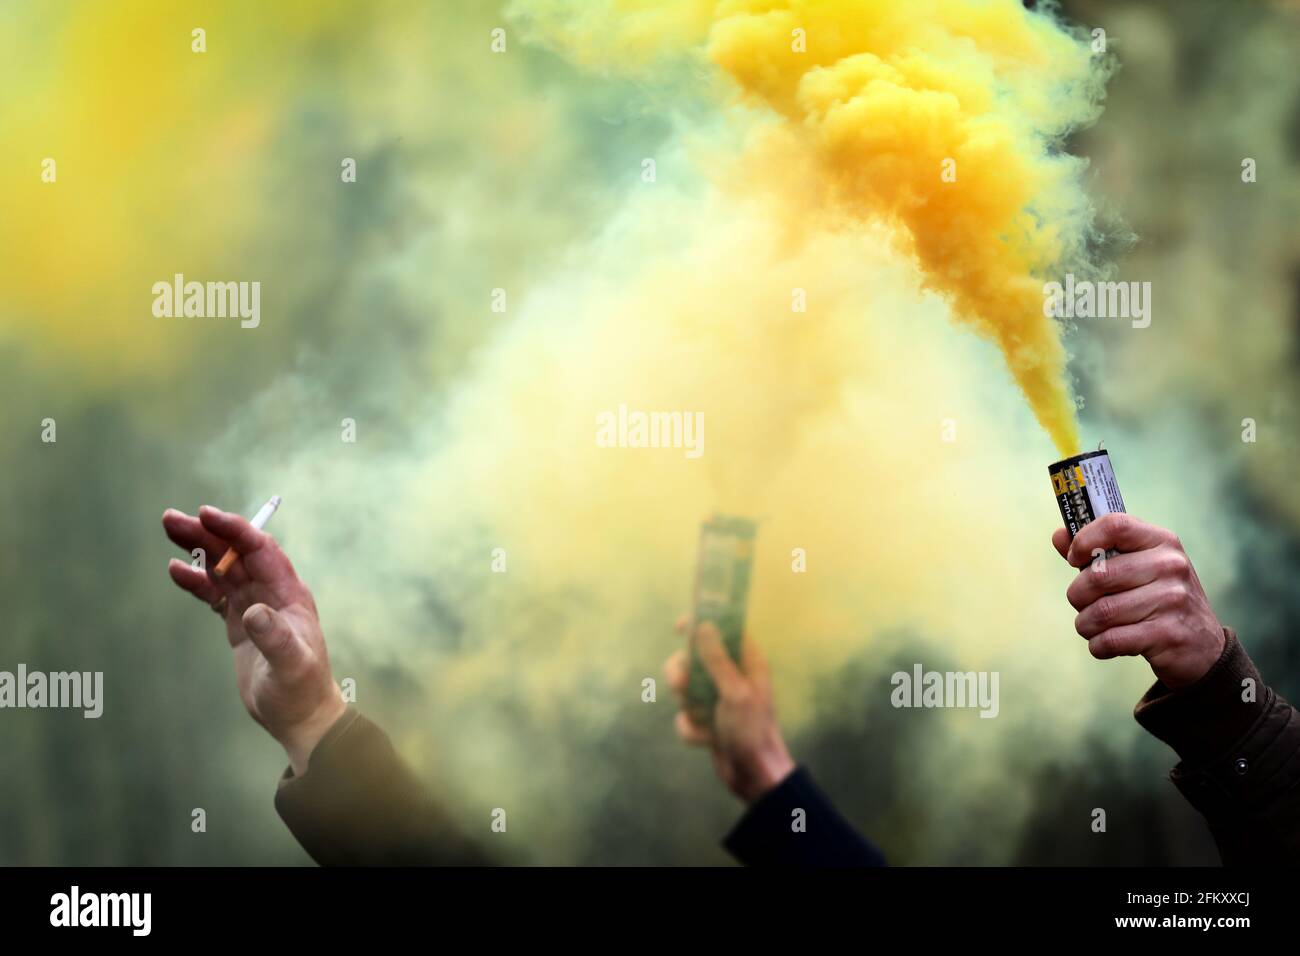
xmin=275 ymin=708 xmax=489 ymax=866
xmin=723 ymin=766 xmax=886 ymax=867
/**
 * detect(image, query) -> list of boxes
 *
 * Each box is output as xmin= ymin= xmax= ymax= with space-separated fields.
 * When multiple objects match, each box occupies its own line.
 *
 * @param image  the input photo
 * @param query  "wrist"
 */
xmin=1158 ymin=624 xmax=1226 ymax=690
xmin=279 ymin=686 xmax=348 ymax=776
xmin=735 ymin=738 xmax=796 ymax=803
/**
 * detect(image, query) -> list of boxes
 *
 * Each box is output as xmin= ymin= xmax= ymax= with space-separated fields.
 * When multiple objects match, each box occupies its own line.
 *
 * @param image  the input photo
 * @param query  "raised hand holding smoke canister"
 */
xmin=1048 ymin=454 xmax=1300 ymax=866
xmin=1046 ymin=450 xmax=1225 ymax=689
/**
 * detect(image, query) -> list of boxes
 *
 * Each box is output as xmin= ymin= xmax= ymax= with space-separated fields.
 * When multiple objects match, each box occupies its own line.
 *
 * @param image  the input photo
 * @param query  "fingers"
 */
xmin=1073 ymin=580 xmax=1176 ymax=639
xmin=241 ymin=604 xmax=308 ymax=671
xmin=199 ymin=505 xmax=296 ymax=585
xmin=1051 ymin=527 xmax=1070 ymax=561
xmin=694 ymin=623 xmax=746 ymax=701
xmin=167 ymin=558 xmax=222 ymax=605
xmin=1067 ymin=547 xmax=1189 ymax=611
xmin=1086 ymin=623 xmax=1161 ymax=661
xmin=1066 ymin=513 xmax=1171 ymax=568
xmin=674 ymin=710 xmax=712 ymax=746
xmin=199 ymin=505 xmax=270 ymax=557
xmin=664 ymin=649 xmax=689 ymax=696
xmin=666 ymin=641 xmax=712 ymax=745
xmin=162 ymin=509 xmax=231 ymax=568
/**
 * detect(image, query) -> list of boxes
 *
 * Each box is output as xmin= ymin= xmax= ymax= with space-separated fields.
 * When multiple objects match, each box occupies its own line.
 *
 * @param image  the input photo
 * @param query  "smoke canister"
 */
xmin=1048 ymin=449 xmax=1127 ymax=541
xmin=686 ymin=515 xmax=757 ymax=723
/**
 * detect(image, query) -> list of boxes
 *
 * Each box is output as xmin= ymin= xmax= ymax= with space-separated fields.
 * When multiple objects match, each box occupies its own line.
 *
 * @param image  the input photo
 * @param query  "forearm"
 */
xmin=274 ymin=708 xmax=489 ymax=866
xmin=1134 ymin=629 xmax=1300 ymax=865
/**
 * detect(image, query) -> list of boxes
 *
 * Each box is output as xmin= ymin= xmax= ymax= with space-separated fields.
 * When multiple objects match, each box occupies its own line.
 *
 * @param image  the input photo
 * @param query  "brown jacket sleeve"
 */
xmin=1134 ymin=628 xmax=1300 ymax=865
xmin=274 ymin=708 xmax=490 ymax=866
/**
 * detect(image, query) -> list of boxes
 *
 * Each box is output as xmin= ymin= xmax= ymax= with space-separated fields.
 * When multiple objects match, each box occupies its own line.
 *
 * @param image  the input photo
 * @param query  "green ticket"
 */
xmin=687 ymin=515 xmax=758 ymax=722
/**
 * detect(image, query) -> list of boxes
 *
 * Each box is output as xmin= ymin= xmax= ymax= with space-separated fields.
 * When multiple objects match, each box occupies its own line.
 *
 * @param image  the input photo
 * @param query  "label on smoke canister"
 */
xmin=1048 ymin=450 xmax=1126 ymax=540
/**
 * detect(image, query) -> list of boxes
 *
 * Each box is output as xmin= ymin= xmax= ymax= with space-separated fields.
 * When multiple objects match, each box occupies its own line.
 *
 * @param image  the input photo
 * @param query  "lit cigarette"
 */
xmin=213 ymin=495 xmax=282 ymax=577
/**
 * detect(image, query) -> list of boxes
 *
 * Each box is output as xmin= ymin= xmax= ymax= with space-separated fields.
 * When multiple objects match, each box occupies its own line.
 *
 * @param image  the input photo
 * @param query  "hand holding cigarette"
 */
xmin=1051 ymin=512 xmax=1226 ymax=689
xmin=162 ymin=501 xmax=347 ymax=774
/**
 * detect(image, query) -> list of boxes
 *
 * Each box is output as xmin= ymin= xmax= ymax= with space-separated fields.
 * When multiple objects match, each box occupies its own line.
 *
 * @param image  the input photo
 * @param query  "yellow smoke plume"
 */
xmin=514 ymin=0 xmax=1108 ymax=454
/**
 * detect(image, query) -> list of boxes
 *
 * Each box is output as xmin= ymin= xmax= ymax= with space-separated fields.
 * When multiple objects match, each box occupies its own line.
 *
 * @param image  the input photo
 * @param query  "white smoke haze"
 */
xmin=211 ymin=159 xmax=1181 ymax=862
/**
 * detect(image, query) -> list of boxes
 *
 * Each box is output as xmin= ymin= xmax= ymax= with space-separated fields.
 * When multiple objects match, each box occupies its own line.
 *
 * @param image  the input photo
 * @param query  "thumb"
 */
xmin=695 ymin=623 xmax=745 ymax=700
xmin=242 ymin=604 xmax=307 ymax=669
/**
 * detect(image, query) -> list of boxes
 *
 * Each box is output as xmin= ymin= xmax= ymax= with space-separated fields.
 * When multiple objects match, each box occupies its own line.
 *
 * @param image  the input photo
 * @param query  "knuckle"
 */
xmin=1166 ymin=549 xmax=1191 ymax=579
xmin=727 ymin=684 xmax=753 ymax=707
xmin=1094 ymin=596 xmax=1115 ymax=627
